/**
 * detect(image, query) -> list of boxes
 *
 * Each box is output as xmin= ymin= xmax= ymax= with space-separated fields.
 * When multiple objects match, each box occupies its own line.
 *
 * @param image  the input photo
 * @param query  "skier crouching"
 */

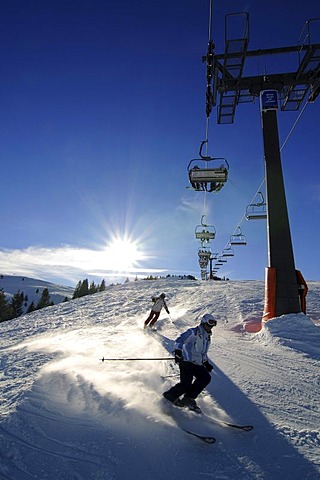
xmin=163 ymin=314 xmax=216 ymax=412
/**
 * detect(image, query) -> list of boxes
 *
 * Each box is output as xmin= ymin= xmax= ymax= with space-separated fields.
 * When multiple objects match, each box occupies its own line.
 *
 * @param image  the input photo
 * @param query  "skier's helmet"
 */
xmin=160 ymin=293 xmax=166 ymax=298
xmin=201 ymin=314 xmax=217 ymax=327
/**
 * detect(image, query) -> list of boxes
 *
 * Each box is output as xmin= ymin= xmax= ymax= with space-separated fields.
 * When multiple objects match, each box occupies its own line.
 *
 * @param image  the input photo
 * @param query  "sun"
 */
xmin=105 ymin=237 xmax=144 ymax=271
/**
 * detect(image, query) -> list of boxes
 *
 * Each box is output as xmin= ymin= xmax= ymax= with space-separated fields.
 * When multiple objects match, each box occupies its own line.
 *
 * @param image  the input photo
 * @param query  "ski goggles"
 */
xmin=206 ymin=318 xmax=217 ymax=327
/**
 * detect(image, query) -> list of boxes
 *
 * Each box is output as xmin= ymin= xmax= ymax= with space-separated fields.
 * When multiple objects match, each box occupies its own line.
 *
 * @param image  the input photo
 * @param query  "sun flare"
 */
xmin=106 ymin=237 xmax=144 ymax=271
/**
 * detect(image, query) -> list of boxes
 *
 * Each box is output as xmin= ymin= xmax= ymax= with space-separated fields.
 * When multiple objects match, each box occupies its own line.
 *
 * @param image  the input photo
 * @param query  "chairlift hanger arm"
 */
xmin=201 ymin=214 xmax=208 ymax=226
xmin=257 ymin=191 xmax=265 ymax=205
xmin=199 ymin=141 xmax=230 ymax=166
xmin=199 ymin=140 xmax=213 ymax=160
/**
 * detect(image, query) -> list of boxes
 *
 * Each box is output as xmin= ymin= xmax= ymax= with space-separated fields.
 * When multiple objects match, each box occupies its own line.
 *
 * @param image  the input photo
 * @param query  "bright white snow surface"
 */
xmin=1 ymin=278 xmax=319 ymax=480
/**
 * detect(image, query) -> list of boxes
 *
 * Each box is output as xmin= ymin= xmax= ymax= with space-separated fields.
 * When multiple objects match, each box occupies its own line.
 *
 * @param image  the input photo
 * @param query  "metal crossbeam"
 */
xmin=212 ymin=38 xmax=320 ymax=122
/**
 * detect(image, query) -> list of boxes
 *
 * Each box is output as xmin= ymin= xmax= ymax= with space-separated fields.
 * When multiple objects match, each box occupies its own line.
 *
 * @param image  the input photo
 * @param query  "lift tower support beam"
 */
xmin=261 ymin=108 xmax=301 ymax=319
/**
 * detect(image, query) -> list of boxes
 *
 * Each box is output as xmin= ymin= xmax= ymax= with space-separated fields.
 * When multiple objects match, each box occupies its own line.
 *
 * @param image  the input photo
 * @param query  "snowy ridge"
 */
xmin=0 ymin=278 xmax=319 ymax=480
xmin=0 ymin=275 xmax=74 ymax=309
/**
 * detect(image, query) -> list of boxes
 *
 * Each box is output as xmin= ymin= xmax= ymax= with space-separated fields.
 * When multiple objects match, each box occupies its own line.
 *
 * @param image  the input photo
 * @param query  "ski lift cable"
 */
xmin=208 ymin=0 xmax=213 ymax=42
xmin=201 ymin=0 xmax=214 ymax=223
xmin=202 ymin=119 xmax=210 ymax=219
xmin=280 ymin=100 xmax=309 ymax=152
xmin=194 ymin=1 xmax=215 ymax=249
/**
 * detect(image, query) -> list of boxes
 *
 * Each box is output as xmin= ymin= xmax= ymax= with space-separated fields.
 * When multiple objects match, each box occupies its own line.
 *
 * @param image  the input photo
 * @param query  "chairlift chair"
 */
xmin=230 ymin=226 xmax=247 ymax=246
xmin=195 ymin=214 xmax=216 ymax=242
xmin=218 ymin=257 xmax=227 ymax=263
xmin=245 ymin=192 xmax=267 ymax=220
xmin=198 ymin=247 xmax=211 ymax=268
xmin=198 ymin=247 xmax=211 ymax=257
xmin=222 ymin=246 xmax=234 ymax=257
xmin=187 ymin=141 xmax=229 ymax=192
xmin=188 ymin=159 xmax=229 ymax=192
xmin=195 ymin=225 xmax=216 ymax=242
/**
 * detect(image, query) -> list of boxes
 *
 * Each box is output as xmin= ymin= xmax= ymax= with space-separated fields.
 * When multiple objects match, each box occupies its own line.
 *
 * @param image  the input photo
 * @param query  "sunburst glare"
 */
xmin=105 ymin=236 xmax=146 ymax=271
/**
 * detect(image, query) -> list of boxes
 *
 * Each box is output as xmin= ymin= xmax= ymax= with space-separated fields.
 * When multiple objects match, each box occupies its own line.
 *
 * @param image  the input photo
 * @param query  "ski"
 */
xmin=218 ymin=420 xmax=253 ymax=431
xmin=162 ymin=398 xmax=216 ymax=444
xmin=171 ymin=401 xmax=253 ymax=431
xmin=200 ymin=412 xmax=253 ymax=431
xmin=182 ymin=428 xmax=216 ymax=444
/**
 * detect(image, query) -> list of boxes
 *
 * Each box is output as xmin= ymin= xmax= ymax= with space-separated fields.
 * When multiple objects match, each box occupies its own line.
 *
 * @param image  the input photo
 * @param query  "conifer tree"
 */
xmin=78 ymin=279 xmax=89 ymax=297
xmin=72 ymin=281 xmax=82 ymax=299
xmin=72 ymin=279 xmax=90 ymax=299
xmin=89 ymin=281 xmax=97 ymax=294
xmin=26 ymin=301 xmax=36 ymax=314
xmin=11 ymin=290 xmax=25 ymax=318
xmin=0 ymin=288 xmax=10 ymax=322
xmin=36 ymin=288 xmax=54 ymax=310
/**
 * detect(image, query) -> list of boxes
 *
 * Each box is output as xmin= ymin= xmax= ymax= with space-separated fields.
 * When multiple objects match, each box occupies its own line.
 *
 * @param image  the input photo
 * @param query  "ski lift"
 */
xmin=187 ymin=141 xmax=229 ymax=192
xmin=195 ymin=215 xmax=216 ymax=242
xmin=222 ymin=246 xmax=234 ymax=257
xmin=198 ymin=247 xmax=211 ymax=268
xmin=200 ymin=270 xmax=207 ymax=280
xmin=195 ymin=226 xmax=216 ymax=242
xmin=198 ymin=248 xmax=211 ymax=260
xmin=246 ymin=192 xmax=267 ymax=220
xmin=218 ymin=257 xmax=227 ymax=263
xmin=230 ymin=226 xmax=247 ymax=246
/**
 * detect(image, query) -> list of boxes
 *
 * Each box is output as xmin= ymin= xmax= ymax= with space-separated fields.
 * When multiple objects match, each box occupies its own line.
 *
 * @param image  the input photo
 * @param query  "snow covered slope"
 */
xmin=0 ymin=274 xmax=74 ymax=308
xmin=0 ymin=278 xmax=319 ymax=480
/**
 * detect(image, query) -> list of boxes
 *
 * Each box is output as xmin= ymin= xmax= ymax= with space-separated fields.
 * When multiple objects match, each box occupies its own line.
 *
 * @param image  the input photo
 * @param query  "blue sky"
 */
xmin=0 ymin=0 xmax=319 ymax=286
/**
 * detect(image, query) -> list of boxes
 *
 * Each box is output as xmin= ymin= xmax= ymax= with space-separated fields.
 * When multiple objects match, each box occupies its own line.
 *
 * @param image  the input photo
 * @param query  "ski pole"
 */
xmin=100 ymin=357 xmax=174 ymax=362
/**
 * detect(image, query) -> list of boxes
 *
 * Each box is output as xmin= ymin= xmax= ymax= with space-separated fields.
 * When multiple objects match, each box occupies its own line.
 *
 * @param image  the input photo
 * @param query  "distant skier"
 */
xmin=163 ymin=314 xmax=216 ymax=412
xmin=144 ymin=293 xmax=170 ymax=330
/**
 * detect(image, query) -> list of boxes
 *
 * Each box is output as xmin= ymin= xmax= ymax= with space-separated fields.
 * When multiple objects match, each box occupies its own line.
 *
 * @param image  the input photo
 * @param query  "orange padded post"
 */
xmin=296 ymin=270 xmax=308 ymax=314
xmin=262 ymin=267 xmax=277 ymax=322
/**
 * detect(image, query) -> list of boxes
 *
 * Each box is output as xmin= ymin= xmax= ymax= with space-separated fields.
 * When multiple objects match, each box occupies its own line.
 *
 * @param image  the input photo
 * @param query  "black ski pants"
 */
xmin=167 ymin=361 xmax=211 ymax=400
xmin=144 ymin=310 xmax=160 ymax=327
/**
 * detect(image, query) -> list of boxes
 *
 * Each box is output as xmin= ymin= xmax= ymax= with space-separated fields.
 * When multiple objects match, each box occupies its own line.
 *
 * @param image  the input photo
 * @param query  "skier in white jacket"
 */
xmin=144 ymin=293 xmax=170 ymax=330
xmin=163 ymin=314 xmax=216 ymax=411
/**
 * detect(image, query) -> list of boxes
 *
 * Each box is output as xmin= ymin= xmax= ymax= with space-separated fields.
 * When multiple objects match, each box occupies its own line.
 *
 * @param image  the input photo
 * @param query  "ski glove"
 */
xmin=174 ymin=349 xmax=183 ymax=364
xmin=204 ymin=361 xmax=213 ymax=372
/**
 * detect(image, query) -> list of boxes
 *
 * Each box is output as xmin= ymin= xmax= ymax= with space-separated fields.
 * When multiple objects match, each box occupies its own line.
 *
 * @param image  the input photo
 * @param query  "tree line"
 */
xmin=0 ymin=287 xmax=56 ymax=322
xmin=72 ymin=279 xmax=106 ymax=298
xmin=0 ymin=278 xmax=108 ymax=322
